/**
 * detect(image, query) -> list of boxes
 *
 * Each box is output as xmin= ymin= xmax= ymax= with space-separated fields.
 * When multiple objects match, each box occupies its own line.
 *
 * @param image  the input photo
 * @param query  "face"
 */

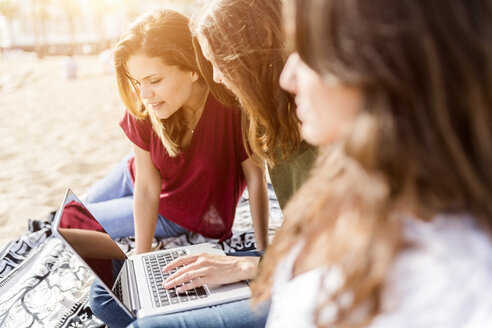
xmin=197 ymin=33 xmax=233 ymax=90
xmin=126 ymin=53 xmax=198 ymax=120
xmin=280 ymin=53 xmax=363 ymax=146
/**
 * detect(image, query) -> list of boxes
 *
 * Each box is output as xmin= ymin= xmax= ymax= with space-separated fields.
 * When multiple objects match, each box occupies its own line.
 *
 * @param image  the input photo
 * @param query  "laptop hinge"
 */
xmin=126 ymin=259 xmax=141 ymax=314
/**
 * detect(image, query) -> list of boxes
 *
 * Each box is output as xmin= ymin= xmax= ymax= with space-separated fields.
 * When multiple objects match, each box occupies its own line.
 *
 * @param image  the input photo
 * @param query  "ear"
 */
xmin=191 ymin=71 xmax=199 ymax=82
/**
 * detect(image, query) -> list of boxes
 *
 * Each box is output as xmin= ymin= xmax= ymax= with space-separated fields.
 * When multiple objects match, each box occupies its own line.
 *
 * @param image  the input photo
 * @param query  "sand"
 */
xmin=0 ymin=52 xmax=131 ymax=250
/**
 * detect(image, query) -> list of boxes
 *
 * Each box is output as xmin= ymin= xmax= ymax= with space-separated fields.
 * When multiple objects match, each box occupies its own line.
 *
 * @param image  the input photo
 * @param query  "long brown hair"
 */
xmin=253 ymin=0 xmax=492 ymax=326
xmin=190 ymin=0 xmax=302 ymax=166
xmin=114 ymin=10 xmax=205 ymax=157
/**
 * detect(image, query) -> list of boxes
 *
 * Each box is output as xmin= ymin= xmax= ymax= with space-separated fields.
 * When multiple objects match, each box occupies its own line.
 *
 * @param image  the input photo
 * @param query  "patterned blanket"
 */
xmin=0 ymin=186 xmax=282 ymax=328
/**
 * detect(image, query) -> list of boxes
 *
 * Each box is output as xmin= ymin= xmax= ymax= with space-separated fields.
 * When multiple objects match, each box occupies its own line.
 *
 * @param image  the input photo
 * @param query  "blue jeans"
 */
xmin=89 ymin=251 xmax=268 ymax=328
xmin=85 ymin=152 xmax=188 ymax=239
xmin=128 ymin=299 xmax=269 ymax=328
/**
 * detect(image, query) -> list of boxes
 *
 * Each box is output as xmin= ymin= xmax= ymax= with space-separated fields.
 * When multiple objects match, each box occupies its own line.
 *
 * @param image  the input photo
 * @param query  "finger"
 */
xmin=163 ymin=268 xmax=208 ymax=289
xmin=161 ymin=255 xmax=195 ymax=272
xmin=164 ymin=254 xmax=210 ymax=281
xmin=175 ymin=273 xmax=210 ymax=293
xmin=163 ymin=259 xmax=200 ymax=283
xmin=164 ymin=267 xmax=209 ymax=290
xmin=161 ymin=255 xmax=197 ymax=273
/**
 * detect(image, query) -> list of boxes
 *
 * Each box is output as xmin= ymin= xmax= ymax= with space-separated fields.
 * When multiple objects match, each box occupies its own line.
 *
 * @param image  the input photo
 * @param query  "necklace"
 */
xmin=186 ymin=91 xmax=208 ymax=134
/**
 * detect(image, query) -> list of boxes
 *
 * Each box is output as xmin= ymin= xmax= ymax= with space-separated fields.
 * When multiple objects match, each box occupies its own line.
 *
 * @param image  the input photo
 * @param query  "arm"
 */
xmin=241 ymin=158 xmax=270 ymax=250
xmin=159 ymin=161 xmax=268 ymax=291
xmin=133 ymin=144 xmax=162 ymax=254
xmin=159 ymin=159 xmax=268 ymax=291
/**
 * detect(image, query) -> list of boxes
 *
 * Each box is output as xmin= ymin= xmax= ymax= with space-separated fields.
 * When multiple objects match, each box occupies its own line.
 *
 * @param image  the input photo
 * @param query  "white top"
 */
xmin=266 ymin=214 xmax=492 ymax=328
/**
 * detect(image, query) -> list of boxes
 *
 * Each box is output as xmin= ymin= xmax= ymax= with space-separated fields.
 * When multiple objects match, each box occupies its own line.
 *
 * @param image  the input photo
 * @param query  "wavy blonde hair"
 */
xmin=114 ymin=10 xmax=206 ymax=157
xmin=190 ymin=0 xmax=301 ymax=166
xmin=252 ymin=0 xmax=492 ymax=326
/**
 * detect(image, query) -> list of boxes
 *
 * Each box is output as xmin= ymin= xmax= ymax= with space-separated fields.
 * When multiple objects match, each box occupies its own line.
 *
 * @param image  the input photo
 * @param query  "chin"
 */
xmin=155 ymin=113 xmax=171 ymax=120
xmin=301 ymin=126 xmax=327 ymax=147
xmin=152 ymin=109 xmax=173 ymax=120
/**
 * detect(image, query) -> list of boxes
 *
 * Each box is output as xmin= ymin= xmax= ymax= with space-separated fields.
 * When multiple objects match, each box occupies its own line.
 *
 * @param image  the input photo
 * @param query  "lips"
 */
xmin=295 ymin=99 xmax=305 ymax=121
xmin=149 ymin=101 xmax=165 ymax=110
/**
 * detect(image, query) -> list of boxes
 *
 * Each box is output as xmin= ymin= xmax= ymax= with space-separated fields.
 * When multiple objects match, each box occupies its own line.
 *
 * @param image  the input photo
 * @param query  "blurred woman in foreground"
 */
xmin=253 ymin=0 xmax=492 ymax=327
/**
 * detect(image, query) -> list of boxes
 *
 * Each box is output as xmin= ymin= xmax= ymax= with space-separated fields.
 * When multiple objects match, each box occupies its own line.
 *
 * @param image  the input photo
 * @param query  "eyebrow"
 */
xmin=128 ymin=73 xmax=159 ymax=82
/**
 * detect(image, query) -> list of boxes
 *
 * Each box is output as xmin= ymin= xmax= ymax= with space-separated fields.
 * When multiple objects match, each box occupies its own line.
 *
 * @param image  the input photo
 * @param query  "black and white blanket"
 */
xmin=0 ymin=186 xmax=282 ymax=328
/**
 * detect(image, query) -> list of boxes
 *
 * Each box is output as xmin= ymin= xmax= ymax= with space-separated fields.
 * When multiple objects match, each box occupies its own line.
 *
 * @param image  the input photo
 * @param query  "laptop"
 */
xmin=52 ymin=188 xmax=251 ymax=318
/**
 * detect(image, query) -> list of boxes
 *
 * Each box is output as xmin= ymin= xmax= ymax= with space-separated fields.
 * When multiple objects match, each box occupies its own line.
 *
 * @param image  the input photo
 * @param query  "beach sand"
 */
xmin=0 ymin=52 xmax=131 ymax=250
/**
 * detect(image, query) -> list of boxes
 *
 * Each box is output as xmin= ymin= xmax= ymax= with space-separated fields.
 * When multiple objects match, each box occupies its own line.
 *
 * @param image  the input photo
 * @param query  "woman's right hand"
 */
xmin=161 ymin=254 xmax=260 ymax=292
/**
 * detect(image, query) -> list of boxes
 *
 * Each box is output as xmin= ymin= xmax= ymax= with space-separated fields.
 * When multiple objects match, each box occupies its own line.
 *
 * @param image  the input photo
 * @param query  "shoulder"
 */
xmin=120 ymin=109 xmax=151 ymax=129
xmin=267 ymin=243 xmax=325 ymax=328
xmin=120 ymin=109 xmax=154 ymax=149
xmin=201 ymin=94 xmax=243 ymax=136
xmin=372 ymin=214 xmax=492 ymax=328
xmin=395 ymin=213 xmax=492 ymax=272
xmin=205 ymin=93 xmax=241 ymax=118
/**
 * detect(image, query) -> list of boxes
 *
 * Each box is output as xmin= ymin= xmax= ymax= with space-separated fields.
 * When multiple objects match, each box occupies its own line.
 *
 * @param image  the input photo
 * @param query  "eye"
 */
xmin=150 ymin=79 xmax=162 ymax=85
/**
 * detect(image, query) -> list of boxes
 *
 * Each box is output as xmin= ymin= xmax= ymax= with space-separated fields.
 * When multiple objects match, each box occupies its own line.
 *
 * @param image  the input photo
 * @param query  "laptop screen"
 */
xmin=54 ymin=189 xmax=129 ymax=304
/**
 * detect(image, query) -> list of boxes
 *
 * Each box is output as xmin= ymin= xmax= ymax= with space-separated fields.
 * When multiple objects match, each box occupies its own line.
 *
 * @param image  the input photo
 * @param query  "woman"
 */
xmin=88 ymin=9 xmax=269 ymax=327
xmin=158 ymin=0 xmax=317 ymax=300
xmin=252 ymin=0 xmax=492 ymax=327
xmin=84 ymin=9 xmax=268 ymax=252
xmin=191 ymin=0 xmax=317 ymax=209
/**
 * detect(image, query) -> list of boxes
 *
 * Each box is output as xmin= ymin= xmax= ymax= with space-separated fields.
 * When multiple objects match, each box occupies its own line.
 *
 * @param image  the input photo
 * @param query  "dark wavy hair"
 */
xmin=253 ymin=0 xmax=492 ymax=326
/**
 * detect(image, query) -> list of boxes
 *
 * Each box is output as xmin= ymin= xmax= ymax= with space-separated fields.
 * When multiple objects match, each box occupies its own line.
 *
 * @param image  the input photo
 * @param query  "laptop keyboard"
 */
xmin=143 ymin=250 xmax=209 ymax=307
xmin=112 ymin=274 xmax=123 ymax=300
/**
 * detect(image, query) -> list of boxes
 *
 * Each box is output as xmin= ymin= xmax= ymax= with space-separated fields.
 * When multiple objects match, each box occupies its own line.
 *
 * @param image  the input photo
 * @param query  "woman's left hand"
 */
xmin=162 ymin=253 xmax=259 ymax=292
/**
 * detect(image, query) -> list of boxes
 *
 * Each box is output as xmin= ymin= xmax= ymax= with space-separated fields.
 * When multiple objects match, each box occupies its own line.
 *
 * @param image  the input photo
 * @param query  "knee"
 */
xmin=84 ymin=187 xmax=97 ymax=203
xmin=88 ymin=280 xmax=110 ymax=317
xmin=89 ymin=280 xmax=135 ymax=327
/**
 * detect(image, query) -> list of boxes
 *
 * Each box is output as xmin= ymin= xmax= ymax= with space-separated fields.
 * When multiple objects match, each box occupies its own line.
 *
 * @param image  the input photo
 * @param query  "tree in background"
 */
xmin=32 ymin=0 xmax=51 ymax=58
xmin=88 ymin=0 xmax=115 ymax=48
xmin=56 ymin=0 xmax=80 ymax=54
xmin=0 ymin=0 xmax=20 ymax=47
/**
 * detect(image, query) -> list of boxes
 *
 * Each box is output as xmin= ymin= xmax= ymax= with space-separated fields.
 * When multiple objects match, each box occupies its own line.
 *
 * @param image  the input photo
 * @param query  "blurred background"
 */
xmin=0 ymin=0 xmax=202 ymax=55
xmin=0 ymin=0 xmax=202 ymax=249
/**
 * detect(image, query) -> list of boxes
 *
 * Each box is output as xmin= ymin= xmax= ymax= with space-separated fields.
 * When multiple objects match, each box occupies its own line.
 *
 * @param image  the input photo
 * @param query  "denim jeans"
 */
xmin=89 ymin=251 xmax=268 ymax=328
xmin=128 ymin=299 xmax=270 ymax=328
xmin=84 ymin=152 xmax=188 ymax=239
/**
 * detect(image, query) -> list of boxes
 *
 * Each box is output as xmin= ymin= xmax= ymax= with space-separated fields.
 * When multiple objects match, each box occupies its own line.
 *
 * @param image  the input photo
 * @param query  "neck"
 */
xmin=182 ymin=82 xmax=209 ymax=122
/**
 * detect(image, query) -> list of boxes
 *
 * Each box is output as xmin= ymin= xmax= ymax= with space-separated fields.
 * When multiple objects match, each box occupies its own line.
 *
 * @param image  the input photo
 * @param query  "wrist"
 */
xmin=135 ymin=241 xmax=152 ymax=254
xmin=256 ymin=240 xmax=268 ymax=251
xmin=238 ymin=256 xmax=261 ymax=280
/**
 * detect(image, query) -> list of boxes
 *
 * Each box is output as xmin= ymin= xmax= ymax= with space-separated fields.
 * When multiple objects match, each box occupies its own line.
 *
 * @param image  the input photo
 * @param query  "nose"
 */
xmin=280 ymin=53 xmax=300 ymax=94
xmin=139 ymin=83 xmax=153 ymax=100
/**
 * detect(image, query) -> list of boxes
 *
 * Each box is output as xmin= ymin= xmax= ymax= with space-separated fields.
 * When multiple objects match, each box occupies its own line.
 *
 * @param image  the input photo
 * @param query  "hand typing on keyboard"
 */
xmin=144 ymin=252 xmax=208 ymax=307
xmin=162 ymin=253 xmax=260 ymax=293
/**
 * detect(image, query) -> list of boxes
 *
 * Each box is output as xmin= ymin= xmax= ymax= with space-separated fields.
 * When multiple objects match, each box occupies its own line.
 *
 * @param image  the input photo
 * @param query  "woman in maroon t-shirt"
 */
xmin=84 ymin=10 xmax=269 ymax=255
xmin=86 ymin=9 xmax=270 ymax=328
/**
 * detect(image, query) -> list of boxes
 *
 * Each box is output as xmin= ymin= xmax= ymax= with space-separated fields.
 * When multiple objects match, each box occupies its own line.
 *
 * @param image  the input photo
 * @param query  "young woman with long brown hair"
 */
xmin=87 ymin=9 xmax=270 ymax=327
xmin=252 ymin=0 xmax=492 ymax=327
xmin=83 ymin=9 xmax=269 ymax=253
xmin=191 ymin=0 xmax=317 ymax=209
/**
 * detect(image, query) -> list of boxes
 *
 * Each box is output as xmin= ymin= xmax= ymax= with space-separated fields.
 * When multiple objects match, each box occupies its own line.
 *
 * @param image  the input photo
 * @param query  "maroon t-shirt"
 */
xmin=120 ymin=94 xmax=248 ymax=241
